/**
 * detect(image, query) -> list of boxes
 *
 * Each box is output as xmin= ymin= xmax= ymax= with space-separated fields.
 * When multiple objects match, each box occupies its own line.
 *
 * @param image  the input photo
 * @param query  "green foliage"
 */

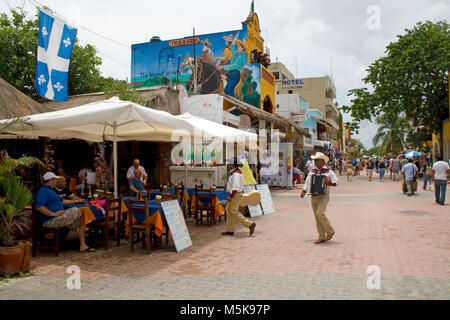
xmin=0 ymin=7 xmax=112 ymax=99
xmin=104 ymin=77 xmax=146 ymax=106
xmin=341 ymin=21 xmax=449 ymax=139
xmin=366 ymin=145 xmax=380 ymax=156
xmin=0 ymin=156 xmax=41 ymax=246
xmin=372 ymin=113 xmax=410 ymax=155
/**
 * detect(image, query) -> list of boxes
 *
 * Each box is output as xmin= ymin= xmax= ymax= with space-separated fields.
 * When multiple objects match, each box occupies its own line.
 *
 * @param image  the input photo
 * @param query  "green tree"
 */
xmin=104 ymin=78 xmax=145 ymax=106
xmin=341 ymin=21 xmax=449 ymax=150
xmin=372 ymin=113 xmax=410 ymax=155
xmin=0 ymin=7 xmax=108 ymax=99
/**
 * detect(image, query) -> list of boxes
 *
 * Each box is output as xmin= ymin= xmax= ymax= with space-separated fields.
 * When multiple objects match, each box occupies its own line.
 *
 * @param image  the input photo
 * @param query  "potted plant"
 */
xmin=0 ymin=156 xmax=37 ymax=276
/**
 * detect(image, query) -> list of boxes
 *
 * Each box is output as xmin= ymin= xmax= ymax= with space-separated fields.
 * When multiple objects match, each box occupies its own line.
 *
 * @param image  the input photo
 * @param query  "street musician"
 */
xmin=301 ymin=152 xmax=338 ymax=244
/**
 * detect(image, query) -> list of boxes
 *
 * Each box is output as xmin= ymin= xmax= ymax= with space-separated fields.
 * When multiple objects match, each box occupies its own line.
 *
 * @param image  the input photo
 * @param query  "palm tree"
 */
xmin=372 ymin=113 xmax=410 ymax=155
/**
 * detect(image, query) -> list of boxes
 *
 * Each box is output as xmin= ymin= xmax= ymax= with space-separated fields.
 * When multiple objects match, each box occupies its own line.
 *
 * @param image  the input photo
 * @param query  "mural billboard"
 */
xmin=131 ymin=28 xmax=261 ymax=108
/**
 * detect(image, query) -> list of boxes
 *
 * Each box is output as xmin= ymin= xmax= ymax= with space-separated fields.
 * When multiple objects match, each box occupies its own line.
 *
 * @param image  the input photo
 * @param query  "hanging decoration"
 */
xmin=42 ymin=138 xmax=55 ymax=172
xmin=94 ymin=142 xmax=110 ymax=192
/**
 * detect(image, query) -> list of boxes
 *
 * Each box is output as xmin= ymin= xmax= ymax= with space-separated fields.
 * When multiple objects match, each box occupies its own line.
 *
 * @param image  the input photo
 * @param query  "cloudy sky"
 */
xmin=1 ymin=0 xmax=449 ymax=148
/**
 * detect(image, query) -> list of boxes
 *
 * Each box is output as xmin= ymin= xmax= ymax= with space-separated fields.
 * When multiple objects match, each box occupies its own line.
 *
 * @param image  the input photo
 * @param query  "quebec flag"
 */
xmin=36 ymin=10 xmax=77 ymax=101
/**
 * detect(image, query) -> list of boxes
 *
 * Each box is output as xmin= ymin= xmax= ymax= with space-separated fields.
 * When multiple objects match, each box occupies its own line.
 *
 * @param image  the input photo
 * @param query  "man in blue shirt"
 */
xmin=402 ymin=158 xmax=418 ymax=196
xmin=129 ymin=170 xmax=145 ymax=197
xmin=36 ymin=172 xmax=95 ymax=252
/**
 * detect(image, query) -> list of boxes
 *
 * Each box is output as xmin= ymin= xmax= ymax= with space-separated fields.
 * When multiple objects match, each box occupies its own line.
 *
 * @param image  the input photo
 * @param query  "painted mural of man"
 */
xmin=216 ymin=34 xmax=234 ymax=65
xmin=218 ymin=34 xmax=248 ymax=97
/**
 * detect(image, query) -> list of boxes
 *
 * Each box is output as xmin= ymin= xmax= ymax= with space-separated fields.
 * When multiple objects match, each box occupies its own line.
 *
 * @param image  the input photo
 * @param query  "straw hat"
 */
xmin=223 ymin=34 xmax=234 ymax=43
xmin=311 ymin=152 xmax=329 ymax=164
xmin=201 ymin=38 xmax=212 ymax=47
xmin=235 ymin=39 xmax=248 ymax=50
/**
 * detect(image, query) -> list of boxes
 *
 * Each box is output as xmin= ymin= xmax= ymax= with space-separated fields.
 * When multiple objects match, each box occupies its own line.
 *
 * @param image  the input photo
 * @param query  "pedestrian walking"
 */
xmin=346 ymin=160 xmax=353 ymax=182
xmin=422 ymin=158 xmax=432 ymax=191
xmin=222 ymin=158 xmax=256 ymax=236
xmin=391 ymin=157 xmax=400 ymax=181
xmin=402 ymin=158 xmax=418 ymax=196
xmin=367 ymin=158 xmax=375 ymax=182
xmin=431 ymin=155 xmax=450 ymax=205
xmin=305 ymin=157 xmax=315 ymax=180
xmin=301 ymin=152 xmax=337 ymax=244
xmin=378 ymin=159 xmax=386 ymax=181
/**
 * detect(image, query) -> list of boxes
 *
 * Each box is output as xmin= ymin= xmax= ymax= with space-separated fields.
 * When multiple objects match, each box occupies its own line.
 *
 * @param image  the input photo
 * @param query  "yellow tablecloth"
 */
xmin=125 ymin=210 xmax=165 ymax=238
xmin=190 ymin=195 xmax=228 ymax=221
xmin=79 ymin=201 xmax=128 ymax=229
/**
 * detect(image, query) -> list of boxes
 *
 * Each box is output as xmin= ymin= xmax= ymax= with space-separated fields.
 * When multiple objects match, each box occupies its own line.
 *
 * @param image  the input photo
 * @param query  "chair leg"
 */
xmin=32 ymin=233 xmax=37 ymax=258
xmin=130 ymin=231 xmax=134 ymax=252
xmin=166 ymin=226 xmax=169 ymax=245
xmin=104 ymin=225 xmax=109 ymax=251
xmin=145 ymin=229 xmax=151 ymax=253
xmin=117 ymin=224 xmax=120 ymax=247
xmin=54 ymin=230 xmax=59 ymax=257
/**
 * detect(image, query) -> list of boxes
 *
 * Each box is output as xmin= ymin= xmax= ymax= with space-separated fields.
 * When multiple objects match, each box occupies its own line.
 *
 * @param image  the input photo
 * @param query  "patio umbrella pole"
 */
xmin=113 ymin=123 xmax=118 ymax=198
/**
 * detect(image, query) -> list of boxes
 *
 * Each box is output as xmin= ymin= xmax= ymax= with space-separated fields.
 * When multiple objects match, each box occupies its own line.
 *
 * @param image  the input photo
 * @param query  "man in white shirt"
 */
xmin=301 ymin=152 xmax=338 ymax=244
xmin=305 ymin=157 xmax=315 ymax=179
xmin=222 ymin=158 xmax=256 ymax=236
xmin=432 ymin=155 xmax=450 ymax=205
xmin=127 ymin=159 xmax=147 ymax=184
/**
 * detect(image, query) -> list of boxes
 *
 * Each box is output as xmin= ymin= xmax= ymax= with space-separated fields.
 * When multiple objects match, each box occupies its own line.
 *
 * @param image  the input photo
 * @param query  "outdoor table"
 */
xmin=122 ymin=197 xmax=169 ymax=238
xmin=187 ymin=188 xmax=229 ymax=221
xmin=63 ymin=199 xmax=128 ymax=229
xmin=148 ymin=188 xmax=187 ymax=208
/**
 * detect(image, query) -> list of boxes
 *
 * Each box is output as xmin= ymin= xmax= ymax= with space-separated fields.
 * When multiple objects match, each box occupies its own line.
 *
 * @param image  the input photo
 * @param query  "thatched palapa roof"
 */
xmin=0 ymin=76 xmax=52 ymax=120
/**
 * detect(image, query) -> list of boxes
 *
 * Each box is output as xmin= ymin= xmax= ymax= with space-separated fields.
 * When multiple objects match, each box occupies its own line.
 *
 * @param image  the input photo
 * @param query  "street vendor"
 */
xmin=301 ymin=152 xmax=338 ymax=244
xmin=222 ymin=158 xmax=256 ymax=237
xmin=35 ymin=172 xmax=95 ymax=252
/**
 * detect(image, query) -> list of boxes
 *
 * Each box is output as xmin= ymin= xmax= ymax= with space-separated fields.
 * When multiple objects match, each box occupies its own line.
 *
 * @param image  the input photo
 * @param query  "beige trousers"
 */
xmin=311 ymin=191 xmax=335 ymax=240
xmin=226 ymin=192 xmax=252 ymax=232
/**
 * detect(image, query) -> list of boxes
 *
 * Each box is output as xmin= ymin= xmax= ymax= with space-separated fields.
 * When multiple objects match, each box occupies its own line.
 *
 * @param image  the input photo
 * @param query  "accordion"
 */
xmin=308 ymin=174 xmax=327 ymax=195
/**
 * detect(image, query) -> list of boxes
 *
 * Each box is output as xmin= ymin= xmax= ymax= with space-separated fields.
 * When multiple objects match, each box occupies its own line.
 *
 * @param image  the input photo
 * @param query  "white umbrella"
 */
xmin=0 ymin=97 xmax=196 ymax=196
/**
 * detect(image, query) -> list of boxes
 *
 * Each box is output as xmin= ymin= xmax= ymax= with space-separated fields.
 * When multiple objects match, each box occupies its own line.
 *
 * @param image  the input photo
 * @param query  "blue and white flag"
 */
xmin=36 ymin=10 xmax=77 ymax=101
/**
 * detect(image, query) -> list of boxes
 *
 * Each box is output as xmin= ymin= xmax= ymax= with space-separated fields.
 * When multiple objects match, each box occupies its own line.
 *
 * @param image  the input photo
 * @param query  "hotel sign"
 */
xmin=280 ymin=78 xmax=305 ymax=90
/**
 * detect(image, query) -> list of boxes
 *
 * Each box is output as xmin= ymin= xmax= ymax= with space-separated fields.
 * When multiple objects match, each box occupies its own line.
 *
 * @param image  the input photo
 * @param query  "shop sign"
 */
xmin=293 ymin=114 xmax=307 ymax=122
xmin=168 ymin=37 xmax=200 ymax=47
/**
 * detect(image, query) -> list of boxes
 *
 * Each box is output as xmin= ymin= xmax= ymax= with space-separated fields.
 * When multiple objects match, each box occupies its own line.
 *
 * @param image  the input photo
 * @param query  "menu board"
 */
xmin=161 ymin=200 xmax=192 ymax=252
xmin=256 ymin=184 xmax=275 ymax=215
xmin=243 ymin=185 xmax=263 ymax=217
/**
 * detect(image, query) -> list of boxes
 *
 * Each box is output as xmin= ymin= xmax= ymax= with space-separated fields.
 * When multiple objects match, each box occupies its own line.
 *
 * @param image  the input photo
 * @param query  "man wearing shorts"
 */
xmin=36 ymin=172 xmax=95 ymax=252
xmin=367 ymin=158 xmax=375 ymax=182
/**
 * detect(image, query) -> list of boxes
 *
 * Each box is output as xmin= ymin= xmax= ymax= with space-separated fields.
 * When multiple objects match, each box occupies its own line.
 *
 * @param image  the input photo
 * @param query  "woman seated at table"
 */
xmin=129 ymin=169 xmax=145 ymax=197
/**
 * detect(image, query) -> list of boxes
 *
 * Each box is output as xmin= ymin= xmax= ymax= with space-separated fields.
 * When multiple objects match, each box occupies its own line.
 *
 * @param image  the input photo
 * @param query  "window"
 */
xmin=276 ymin=104 xmax=280 ymax=108
xmin=288 ymin=90 xmax=293 ymax=94
xmin=282 ymin=74 xmax=286 ymax=79
xmin=272 ymin=72 xmax=279 ymax=80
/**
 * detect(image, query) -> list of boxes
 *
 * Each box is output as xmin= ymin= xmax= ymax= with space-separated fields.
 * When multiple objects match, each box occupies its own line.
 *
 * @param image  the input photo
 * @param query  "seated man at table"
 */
xmin=35 ymin=172 xmax=95 ymax=252
xmin=127 ymin=159 xmax=147 ymax=185
xmin=54 ymin=176 xmax=84 ymax=202
xmin=129 ymin=169 xmax=145 ymax=198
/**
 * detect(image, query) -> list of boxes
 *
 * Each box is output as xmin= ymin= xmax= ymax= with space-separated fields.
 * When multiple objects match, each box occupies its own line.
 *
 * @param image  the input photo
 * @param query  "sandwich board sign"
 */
xmin=256 ymin=184 xmax=275 ymax=214
xmin=243 ymin=185 xmax=263 ymax=217
xmin=161 ymin=200 xmax=192 ymax=252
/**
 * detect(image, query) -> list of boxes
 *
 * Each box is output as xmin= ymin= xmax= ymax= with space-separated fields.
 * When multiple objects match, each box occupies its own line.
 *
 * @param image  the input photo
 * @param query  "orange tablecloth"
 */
xmin=79 ymin=200 xmax=128 ymax=229
xmin=190 ymin=195 xmax=228 ymax=221
xmin=125 ymin=210 xmax=165 ymax=237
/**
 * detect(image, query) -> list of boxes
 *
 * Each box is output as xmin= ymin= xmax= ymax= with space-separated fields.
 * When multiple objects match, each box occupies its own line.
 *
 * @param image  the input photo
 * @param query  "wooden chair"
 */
xmin=194 ymin=186 xmax=215 ymax=225
xmin=127 ymin=199 xmax=154 ymax=253
xmin=90 ymin=198 xmax=122 ymax=250
xmin=31 ymin=202 xmax=60 ymax=257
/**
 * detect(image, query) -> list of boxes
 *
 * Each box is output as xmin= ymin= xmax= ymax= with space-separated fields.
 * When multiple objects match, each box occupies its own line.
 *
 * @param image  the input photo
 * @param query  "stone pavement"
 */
xmin=1 ymin=173 xmax=449 ymax=300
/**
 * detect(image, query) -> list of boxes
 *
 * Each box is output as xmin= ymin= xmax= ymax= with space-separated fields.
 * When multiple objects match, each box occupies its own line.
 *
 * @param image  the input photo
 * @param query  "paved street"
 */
xmin=1 ymin=173 xmax=449 ymax=300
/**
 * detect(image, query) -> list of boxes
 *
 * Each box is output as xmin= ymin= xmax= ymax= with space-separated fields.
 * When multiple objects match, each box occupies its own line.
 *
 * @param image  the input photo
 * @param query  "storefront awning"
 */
xmin=221 ymin=94 xmax=311 ymax=138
